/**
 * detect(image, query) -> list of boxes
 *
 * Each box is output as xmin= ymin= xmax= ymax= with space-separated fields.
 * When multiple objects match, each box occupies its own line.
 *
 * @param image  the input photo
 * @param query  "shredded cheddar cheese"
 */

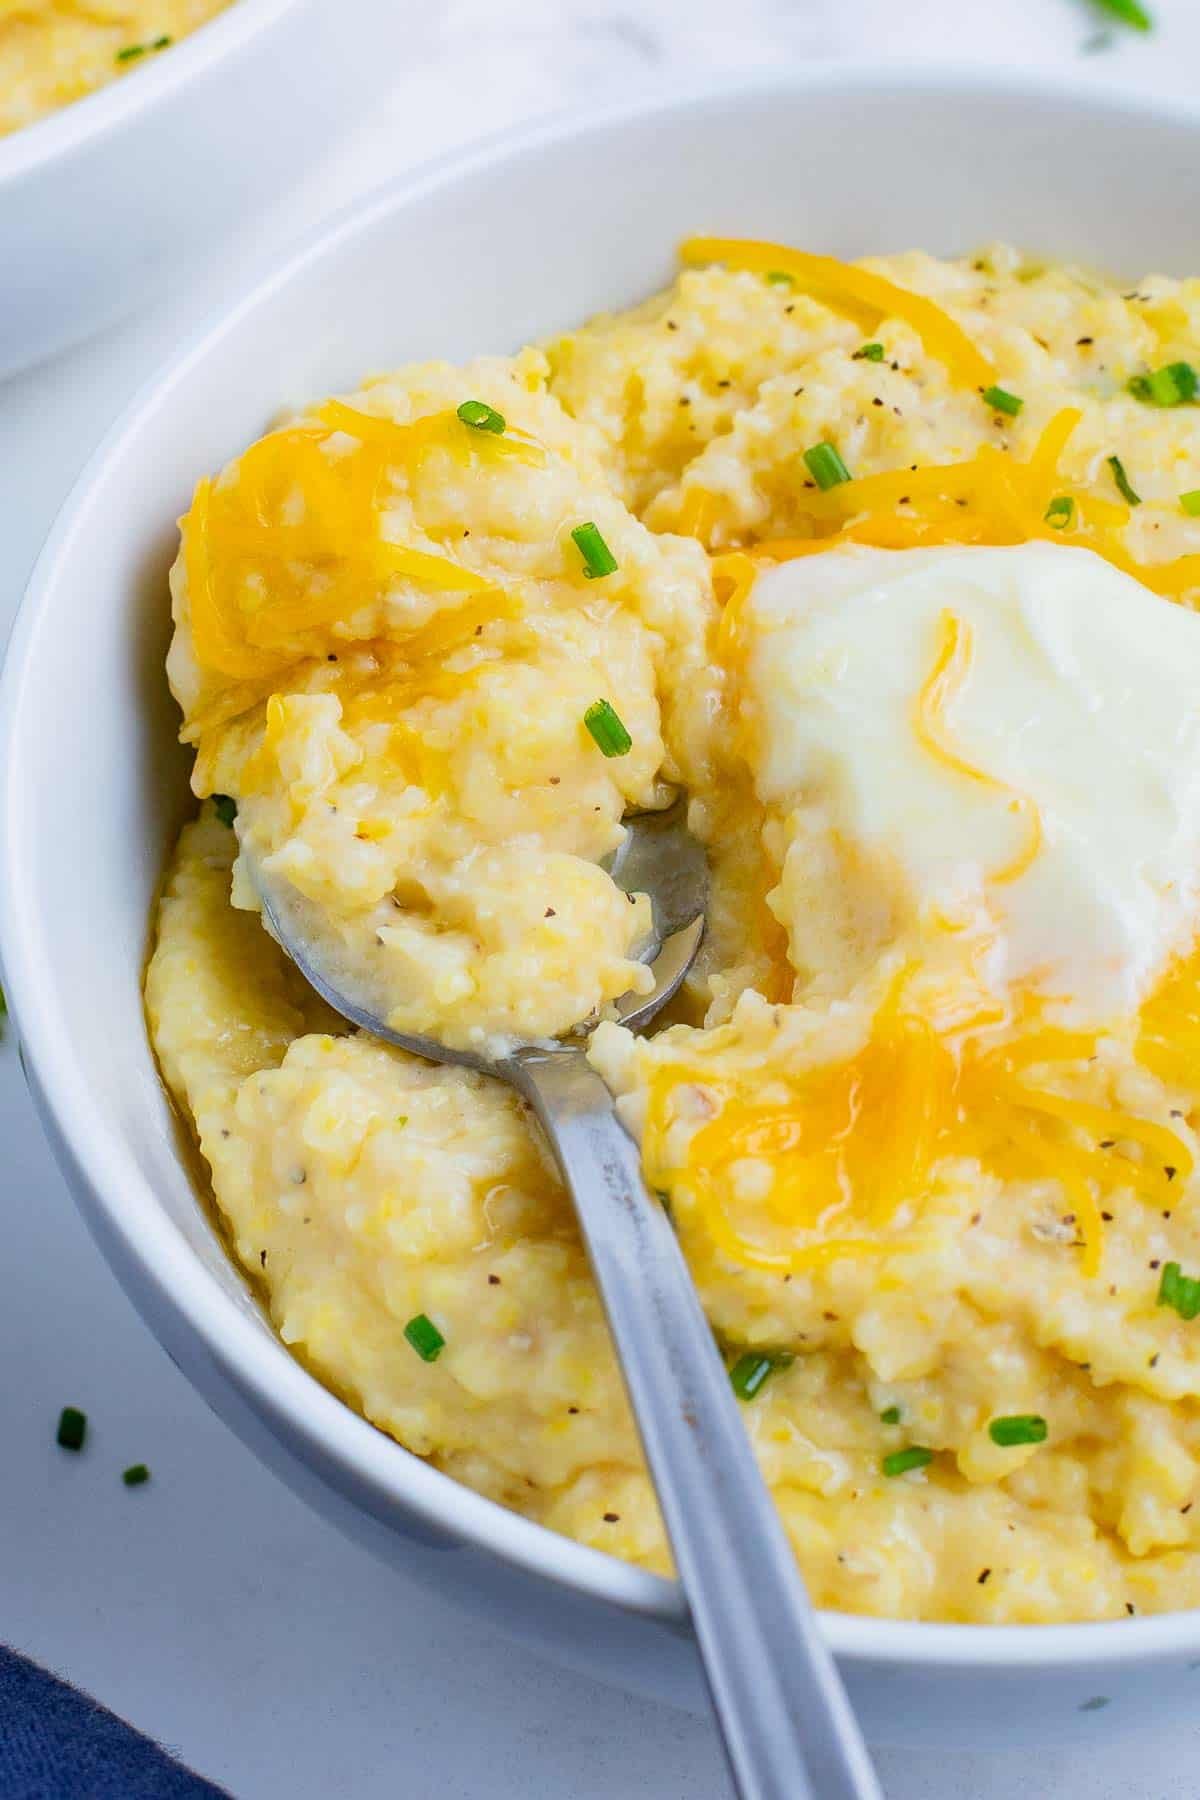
xmin=644 ymin=977 xmax=1192 ymax=1281
xmin=680 ymin=236 xmax=995 ymax=389
xmin=179 ymin=405 xmax=529 ymax=689
xmin=701 ymin=410 xmax=1200 ymax=640
xmin=914 ymin=609 xmax=1043 ymax=886
xmin=1139 ymin=945 xmax=1200 ymax=1089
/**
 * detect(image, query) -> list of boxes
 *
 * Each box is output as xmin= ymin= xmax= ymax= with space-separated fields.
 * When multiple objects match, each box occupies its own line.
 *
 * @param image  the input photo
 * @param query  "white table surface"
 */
xmin=4 ymin=4 xmax=1200 ymax=1796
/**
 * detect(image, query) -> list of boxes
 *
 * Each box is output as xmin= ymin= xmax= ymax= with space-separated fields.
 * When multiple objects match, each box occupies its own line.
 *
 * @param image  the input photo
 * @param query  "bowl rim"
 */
xmin=7 ymin=60 xmax=1200 ymax=1673
xmin=0 ymin=0 xmax=302 ymax=188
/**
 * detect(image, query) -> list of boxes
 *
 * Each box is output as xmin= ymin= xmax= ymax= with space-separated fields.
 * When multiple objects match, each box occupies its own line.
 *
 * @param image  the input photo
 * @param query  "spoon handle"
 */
xmin=505 ymin=1045 xmax=883 ymax=1800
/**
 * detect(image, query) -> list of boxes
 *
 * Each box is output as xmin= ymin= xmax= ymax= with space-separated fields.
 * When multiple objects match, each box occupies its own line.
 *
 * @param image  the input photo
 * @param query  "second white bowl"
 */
xmin=0 ymin=0 xmax=408 ymax=379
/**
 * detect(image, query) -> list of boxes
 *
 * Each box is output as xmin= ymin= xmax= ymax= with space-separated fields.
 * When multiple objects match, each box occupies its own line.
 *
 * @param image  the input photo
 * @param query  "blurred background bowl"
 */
xmin=0 ymin=0 xmax=408 ymax=380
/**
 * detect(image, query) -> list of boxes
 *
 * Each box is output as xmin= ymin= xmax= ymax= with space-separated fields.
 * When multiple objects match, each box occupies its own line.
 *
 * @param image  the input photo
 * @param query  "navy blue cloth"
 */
xmin=0 ymin=1646 xmax=228 ymax=1799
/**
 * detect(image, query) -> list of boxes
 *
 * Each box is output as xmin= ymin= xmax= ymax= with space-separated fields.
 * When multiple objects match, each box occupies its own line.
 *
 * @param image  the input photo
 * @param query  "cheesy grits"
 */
xmin=147 ymin=237 xmax=1200 ymax=1624
xmin=0 ymin=0 xmax=233 ymax=138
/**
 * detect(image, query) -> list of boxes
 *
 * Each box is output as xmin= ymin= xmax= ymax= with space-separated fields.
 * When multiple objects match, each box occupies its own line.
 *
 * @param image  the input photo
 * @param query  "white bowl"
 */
xmin=6 ymin=67 xmax=1200 ymax=1751
xmin=0 ymin=0 xmax=407 ymax=379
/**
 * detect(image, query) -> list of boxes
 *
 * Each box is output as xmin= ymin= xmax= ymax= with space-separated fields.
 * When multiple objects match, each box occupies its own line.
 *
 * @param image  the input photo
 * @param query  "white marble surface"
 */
xmin=4 ymin=3 xmax=1200 ymax=1796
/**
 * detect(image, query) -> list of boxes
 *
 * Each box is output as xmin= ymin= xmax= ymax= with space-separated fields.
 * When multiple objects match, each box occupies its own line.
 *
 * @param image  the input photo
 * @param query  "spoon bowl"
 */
xmin=244 ymin=798 xmax=707 ymax=1073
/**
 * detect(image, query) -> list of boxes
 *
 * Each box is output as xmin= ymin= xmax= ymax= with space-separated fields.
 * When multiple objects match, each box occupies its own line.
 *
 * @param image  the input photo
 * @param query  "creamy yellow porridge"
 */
xmin=147 ymin=237 xmax=1200 ymax=1624
xmin=0 ymin=0 xmax=234 ymax=138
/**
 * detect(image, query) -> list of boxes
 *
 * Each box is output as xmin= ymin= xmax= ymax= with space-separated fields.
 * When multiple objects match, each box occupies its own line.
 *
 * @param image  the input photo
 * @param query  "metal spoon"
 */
xmin=242 ymin=800 xmax=882 ymax=1800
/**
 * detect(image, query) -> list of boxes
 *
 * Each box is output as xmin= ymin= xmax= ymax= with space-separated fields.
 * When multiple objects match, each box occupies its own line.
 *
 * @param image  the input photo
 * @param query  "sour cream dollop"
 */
xmin=741 ymin=541 xmax=1200 ymax=1023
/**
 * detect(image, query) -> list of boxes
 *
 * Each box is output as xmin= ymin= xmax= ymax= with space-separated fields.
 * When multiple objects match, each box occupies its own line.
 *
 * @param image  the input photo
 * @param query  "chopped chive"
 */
xmin=56 ymin=1407 xmax=87 ymax=1451
xmin=1128 ymin=362 xmax=1198 ymax=407
xmin=765 ymin=270 xmax=794 ymax=286
xmin=729 ymin=1351 xmax=794 ymax=1401
xmin=981 ymin=384 xmax=1024 ymax=417
xmin=1044 ymin=495 xmax=1075 ymax=530
xmin=1158 ymin=1260 xmax=1200 ymax=1320
xmin=115 ymin=34 xmax=171 ymax=61
xmin=122 ymin=1463 xmax=151 ymax=1487
xmin=583 ymin=698 xmax=632 ymax=758
xmin=730 ymin=1354 xmax=773 ymax=1400
xmin=853 ymin=342 xmax=885 ymax=362
xmin=1108 ymin=454 xmax=1142 ymax=505
xmin=882 ymin=1446 xmax=933 ymax=1478
xmin=571 ymin=521 xmax=618 ymax=580
xmin=1092 ymin=0 xmax=1152 ymax=27
xmin=988 ymin=1414 xmax=1048 ymax=1447
xmin=1180 ymin=490 xmax=1200 ymax=517
xmin=404 ymin=1313 xmax=446 ymax=1362
xmin=880 ymin=1405 xmax=901 ymax=1425
xmin=212 ymin=794 xmax=237 ymax=828
xmin=456 ymin=399 xmax=506 ymax=434
xmin=803 ymin=442 xmax=852 ymax=490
